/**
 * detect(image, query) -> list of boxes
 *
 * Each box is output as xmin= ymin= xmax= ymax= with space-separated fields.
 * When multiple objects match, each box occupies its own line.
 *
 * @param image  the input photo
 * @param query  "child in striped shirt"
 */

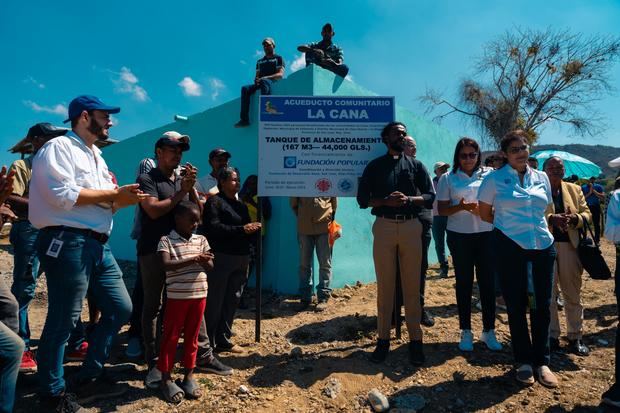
xmin=157 ymin=201 xmax=213 ymax=404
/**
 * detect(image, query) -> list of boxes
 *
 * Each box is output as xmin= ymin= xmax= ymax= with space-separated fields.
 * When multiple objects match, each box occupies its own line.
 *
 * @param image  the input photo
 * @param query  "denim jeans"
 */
xmin=36 ymin=228 xmax=132 ymax=396
xmin=240 ymin=79 xmax=273 ymax=122
xmin=447 ymin=230 xmax=495 ymax=331
xmin=614 ymin=244 xmax=619 ymax=380
xmin=297 ymin=233 xmax=332 ymax=302
xmin=0 ymin=276 xmax=24 ymax=413
xmin=0 ymin=321 xmax=23 ymax=413
xmin=431 ymin=216 xmax=449 ymax=266
xmin=494 ymin=229 xmax=556 ymax=367
xmin=9 ymin=220 xmax=39 ymax=349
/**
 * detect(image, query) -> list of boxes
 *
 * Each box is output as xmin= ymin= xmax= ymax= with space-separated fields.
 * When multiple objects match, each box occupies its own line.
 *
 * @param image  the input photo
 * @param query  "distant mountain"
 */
xmin=532 ymin=144 xmax=620 ymax=178
xmin=483 ymin=143 xmax=620 ymax=178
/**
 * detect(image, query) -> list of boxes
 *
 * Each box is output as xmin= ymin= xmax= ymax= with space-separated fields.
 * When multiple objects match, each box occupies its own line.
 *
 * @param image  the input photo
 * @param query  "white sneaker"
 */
xmin=145 ymin=366 xmax=162 ymax=389
xmin=480 ymin=329 xmax=503 ymax=351
xmin=458 ymin=329 xmax=474 ymax=352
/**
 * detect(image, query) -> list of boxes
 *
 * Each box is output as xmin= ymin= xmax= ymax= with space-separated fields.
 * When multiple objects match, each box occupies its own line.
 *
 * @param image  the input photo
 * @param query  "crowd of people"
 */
xmin=0 ymin=24 xmax=619 ymax=412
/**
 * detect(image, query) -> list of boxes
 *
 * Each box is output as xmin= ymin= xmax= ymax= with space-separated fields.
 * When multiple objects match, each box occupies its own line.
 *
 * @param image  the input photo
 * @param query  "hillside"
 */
xmin=532 ymin=144 xmax=620 ymax=178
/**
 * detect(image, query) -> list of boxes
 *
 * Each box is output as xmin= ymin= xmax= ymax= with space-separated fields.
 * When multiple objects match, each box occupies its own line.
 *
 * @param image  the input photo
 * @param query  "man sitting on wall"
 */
xmin=297 ymin=23 xmax=349 ymax=78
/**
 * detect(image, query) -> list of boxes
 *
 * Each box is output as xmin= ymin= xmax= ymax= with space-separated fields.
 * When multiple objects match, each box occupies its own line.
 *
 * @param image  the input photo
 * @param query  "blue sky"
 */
xmin=1 ymin=0 xmax=619 ymax=168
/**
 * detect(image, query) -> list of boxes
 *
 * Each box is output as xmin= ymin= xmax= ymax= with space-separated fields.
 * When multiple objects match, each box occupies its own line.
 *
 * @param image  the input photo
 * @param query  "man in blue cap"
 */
xmin=29 ymin=95 xmax=148 ymax=411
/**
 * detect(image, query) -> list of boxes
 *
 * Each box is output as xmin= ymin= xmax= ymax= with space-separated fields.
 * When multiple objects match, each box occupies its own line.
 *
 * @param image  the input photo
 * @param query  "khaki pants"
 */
xmin=373 ymin=217 xmax=423 ymax=340
xmin=550 ymin=242 xmax=584 ymax=340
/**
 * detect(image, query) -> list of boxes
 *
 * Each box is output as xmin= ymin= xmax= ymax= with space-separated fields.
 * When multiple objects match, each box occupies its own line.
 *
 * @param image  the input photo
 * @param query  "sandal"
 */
xmin=161 ymin=380 xmax=185 ymax=405
xmin=176 ymin=378 xmax=202 ymax=399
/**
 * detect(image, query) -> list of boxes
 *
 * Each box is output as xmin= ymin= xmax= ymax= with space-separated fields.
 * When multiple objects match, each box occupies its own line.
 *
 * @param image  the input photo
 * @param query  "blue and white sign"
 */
xmin=258 ymin=96 xmax=395 ymax=197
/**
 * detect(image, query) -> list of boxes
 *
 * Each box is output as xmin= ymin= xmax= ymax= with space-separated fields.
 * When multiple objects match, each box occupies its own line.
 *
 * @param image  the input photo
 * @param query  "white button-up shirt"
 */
xmin=605 ymin=189 xmax=620 ymax=243
xmin=478 ymin=164 xmax=554 ymax=250
xmin=29 ymin=131 xmax=116 ymax=234
xmin=436 ymin=166 xmax=494 ymax=234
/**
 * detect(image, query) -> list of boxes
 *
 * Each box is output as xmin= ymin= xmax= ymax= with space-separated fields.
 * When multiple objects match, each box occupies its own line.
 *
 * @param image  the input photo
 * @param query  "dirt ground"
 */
xmin=2 ymin=237 xmax=619 ymax=412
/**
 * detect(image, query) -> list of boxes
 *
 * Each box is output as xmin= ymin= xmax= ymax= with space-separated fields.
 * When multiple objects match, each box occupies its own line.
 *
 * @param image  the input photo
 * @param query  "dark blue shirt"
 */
xmin=256 ymin=54 xmax=285 ymax=78
xmin=582 ymin=183 xmax=604 ymax=206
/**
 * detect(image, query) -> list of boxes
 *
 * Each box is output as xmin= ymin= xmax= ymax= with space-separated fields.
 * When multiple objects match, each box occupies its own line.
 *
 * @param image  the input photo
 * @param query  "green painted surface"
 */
xmin=104 ymin=65 xmax=459 ymax=293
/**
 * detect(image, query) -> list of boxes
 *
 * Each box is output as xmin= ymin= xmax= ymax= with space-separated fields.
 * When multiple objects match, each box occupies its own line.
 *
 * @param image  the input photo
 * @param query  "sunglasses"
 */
xmin=459 ymin=152 xmax=478 ymax=160
xmin=507 ymin=144 xmax=529 ymax=154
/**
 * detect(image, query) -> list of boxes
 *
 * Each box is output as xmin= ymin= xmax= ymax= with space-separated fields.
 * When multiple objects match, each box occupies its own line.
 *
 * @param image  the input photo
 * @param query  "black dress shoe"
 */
xmin=421 ymin=310 xmax=435 ymax=327
xmin=550 ymin=337 xmax=562 ymax=353
xmin=568 ymin=339 xmax=589 ymax=356
xmin=409 ymin=340 xmax=425 ymax=366
xmin=370 ymin=339 xmax=390 ymax=363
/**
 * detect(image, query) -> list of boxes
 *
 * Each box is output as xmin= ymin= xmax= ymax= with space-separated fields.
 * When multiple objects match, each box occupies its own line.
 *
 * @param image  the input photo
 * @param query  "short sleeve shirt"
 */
xmin=256 ymin=55 xmax=285 ymax=78
xmin=158 ymin=230 xmax=209 ymax=299
xmin=436 ymin=167 xmax=494 ymax=234
xmin=478 ymin=165 xmax=554 ymax=250
xmin=582 ymin=183 xmax=604 ymax=206
xmin=304 ymin=41 xmax=344 ymax=65
xmin=137 ymin=168 xmax=188 ymax=255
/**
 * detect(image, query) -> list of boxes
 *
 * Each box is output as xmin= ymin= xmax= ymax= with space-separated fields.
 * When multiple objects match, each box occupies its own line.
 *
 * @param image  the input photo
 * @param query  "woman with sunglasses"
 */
xmin=478 ymin=130 xmax=557 ymax=388
xmin=436 ymin=137 xmax=501 ymax=352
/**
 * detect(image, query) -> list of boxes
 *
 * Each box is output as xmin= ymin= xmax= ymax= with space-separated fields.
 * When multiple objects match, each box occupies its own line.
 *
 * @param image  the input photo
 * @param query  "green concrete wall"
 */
xmin=104 ymin=65 xmax=459 ymax=294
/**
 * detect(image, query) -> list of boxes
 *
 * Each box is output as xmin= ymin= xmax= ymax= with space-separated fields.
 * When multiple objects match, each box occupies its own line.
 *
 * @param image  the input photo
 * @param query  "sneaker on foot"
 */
xmin=234 ymin=120 xmax=250 ymax=128
xmin=421 ymin=310 xmax=435 ymax=327
xmin=439 ymin=265 xmax=449 ymax=278
xmin=516 ymin=364 xmax=535 ymax=385
xmin=602 ymin=383 xmax=620 ymax=408
xmin=65 ymin=342 xmax=89 ymax=362
xmin=40 ymin=392 xmax=85 ymax=413
xmin=20 ymin=350 xmax=37 ymax=373
xmin=536 ymin=365 xmax=558 ymax=388
xmin=197 ymin=355 xmax=234 ymax=375
xmin=125 ymin=337 xmax=143 ymax=359
xmin=145 ymin=366 xmax=163 ymax=389
xmin=458 ymin=330 xmax=474 ymax=352
xmin=315 ymin=300 xmax=328 ymax=312
xmin=370 ymin=339 xmax=390 ymax=363
xmin=68 ymin=373 xmax=130 ymax=404
xmin=480 ymin=329 xmax=503 ymax=351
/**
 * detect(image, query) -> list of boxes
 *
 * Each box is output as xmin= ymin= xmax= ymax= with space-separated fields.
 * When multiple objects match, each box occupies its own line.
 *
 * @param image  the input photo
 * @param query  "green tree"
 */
xmin=422 ymin=28 xmax=620 ymax=148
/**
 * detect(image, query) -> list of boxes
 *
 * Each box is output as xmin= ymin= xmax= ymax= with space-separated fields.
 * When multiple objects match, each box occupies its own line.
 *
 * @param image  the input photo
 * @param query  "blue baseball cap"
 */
xmin=63 ymin=95 xmax=120 ymax=123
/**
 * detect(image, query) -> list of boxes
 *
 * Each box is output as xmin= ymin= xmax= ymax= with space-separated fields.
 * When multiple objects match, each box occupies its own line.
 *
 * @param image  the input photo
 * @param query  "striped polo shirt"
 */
xmin=157 ymin=230 xmax=210 ymax=299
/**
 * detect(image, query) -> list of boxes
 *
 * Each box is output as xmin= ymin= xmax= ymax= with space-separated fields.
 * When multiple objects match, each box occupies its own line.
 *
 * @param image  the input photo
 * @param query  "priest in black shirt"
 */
xmin=234 ymin=37 xmax=285 ymax=128
xmin=357 ymin=121 xmax=435 ymax=366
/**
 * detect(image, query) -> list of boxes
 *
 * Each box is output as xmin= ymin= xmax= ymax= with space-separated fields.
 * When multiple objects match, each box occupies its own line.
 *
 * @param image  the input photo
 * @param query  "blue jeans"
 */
xmin=9 ymin=220 xmax=39 ymax=349
xmin=0 ymin=276 xmax=23 ymax=413
xmin=0 ymin=322 xmax=23 ymax=413
xmin=298 ymin=233 xmax=332 ymax=302
xmin=494 ymin=229 xmax=556 ymax=367
xmin=431 ymin=216 xmax=448 ymax=266
xmin=36 ymin=228 xmax=132 ymax=396
xmin=240 ymin=79 xmax=273 ymax=122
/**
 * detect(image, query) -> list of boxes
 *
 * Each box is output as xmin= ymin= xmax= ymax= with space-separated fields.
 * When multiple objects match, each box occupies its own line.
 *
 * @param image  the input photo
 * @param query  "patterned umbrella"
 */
xmin=530 ymin=150 xmax=602 ymax=179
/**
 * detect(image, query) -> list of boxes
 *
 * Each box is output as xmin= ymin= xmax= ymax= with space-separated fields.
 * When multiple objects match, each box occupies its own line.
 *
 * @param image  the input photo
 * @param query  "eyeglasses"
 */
xmin=459 ymin=152 xmax=478 ymax=160
xmin=507 ymin=144 xmax=529 ymax=154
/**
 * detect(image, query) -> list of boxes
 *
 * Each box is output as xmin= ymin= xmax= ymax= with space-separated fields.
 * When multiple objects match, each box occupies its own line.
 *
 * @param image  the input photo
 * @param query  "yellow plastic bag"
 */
xmin=328 ymin=220 xmax=342 ymax=247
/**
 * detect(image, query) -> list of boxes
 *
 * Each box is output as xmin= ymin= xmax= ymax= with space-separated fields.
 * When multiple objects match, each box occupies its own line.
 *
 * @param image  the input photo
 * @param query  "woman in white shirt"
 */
xmin=478 ymin=130 xmax=558 ymax=388
xmin=437 ymin=137 xmax=501 ymax=352
xmin=602 ymin=177 xmax=620 ymax=407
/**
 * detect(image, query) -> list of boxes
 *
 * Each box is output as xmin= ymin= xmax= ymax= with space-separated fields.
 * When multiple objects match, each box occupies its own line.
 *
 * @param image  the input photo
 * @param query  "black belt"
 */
xmin=44 ymin=226 xmax=109 ymax=244
xmin=379 ymin=214 xmax=417 ymax=221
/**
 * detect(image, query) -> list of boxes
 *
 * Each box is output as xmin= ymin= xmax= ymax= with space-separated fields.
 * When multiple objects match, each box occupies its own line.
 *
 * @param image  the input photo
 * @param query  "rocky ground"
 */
xmin=1 ymin=236 xmax=619 ymax=412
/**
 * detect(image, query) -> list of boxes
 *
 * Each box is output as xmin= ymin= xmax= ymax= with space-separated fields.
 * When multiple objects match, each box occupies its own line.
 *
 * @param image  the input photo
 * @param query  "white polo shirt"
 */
xmin=478 ymin=164 xmax=554 ymax=250
xmin=436 ymin=166 xmax=494 ymax=234
xmin=29 ymin=131 xmax=116 ymax=234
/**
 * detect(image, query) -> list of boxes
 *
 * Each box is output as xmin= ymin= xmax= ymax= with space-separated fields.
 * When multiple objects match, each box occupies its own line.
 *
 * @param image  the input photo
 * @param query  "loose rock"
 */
xmin=323 ymin=378 xmax=341 ymax=399
xmin=368 ymin=388 xmax=390 ymax=412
